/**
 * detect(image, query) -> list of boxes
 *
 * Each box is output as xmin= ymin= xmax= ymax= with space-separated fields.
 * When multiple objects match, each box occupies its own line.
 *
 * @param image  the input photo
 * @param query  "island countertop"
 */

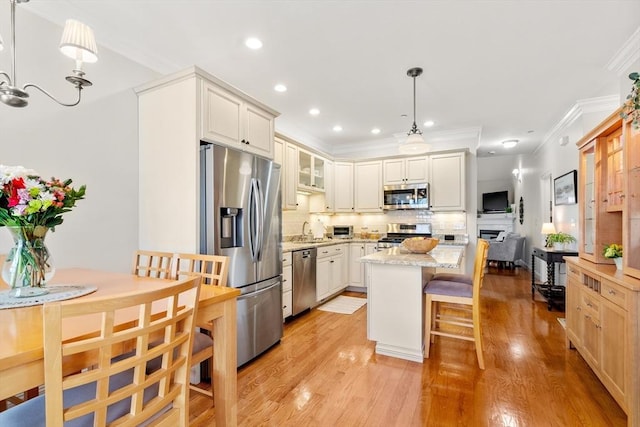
xmin=360 ymin=245 xmax=463 ymax=268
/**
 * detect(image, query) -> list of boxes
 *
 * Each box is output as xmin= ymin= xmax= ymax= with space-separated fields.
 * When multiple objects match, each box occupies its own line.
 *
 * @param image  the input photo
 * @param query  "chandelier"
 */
xmin=399 ymin=67 xmax=431 ymax=154
xmin=0 ymin=0 xmax=98 ymax=108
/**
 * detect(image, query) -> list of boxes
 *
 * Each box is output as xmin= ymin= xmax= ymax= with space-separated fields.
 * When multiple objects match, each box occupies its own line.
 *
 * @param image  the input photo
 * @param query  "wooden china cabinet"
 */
xmin=566 ymin=107 xmax=640 ymax=427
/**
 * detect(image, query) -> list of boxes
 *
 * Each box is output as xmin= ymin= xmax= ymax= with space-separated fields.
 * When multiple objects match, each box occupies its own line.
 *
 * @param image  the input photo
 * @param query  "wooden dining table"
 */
xmin=0 ymin=268 xmax=241 ymax=427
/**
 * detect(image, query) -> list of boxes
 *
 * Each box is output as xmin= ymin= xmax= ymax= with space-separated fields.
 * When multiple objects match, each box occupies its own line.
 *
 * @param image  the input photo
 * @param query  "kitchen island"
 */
xmin=361 ymin=245 xmax=464 ymax=362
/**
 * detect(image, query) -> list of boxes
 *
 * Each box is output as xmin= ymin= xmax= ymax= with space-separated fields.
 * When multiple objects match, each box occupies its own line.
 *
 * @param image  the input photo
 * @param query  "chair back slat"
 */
xmin=43 ymin=276 xmax=200 ymax=427
xmin=132 ymin=250 xmax=174 ymax=279
xmin=175 ymin=253 xmax=229 ymax=286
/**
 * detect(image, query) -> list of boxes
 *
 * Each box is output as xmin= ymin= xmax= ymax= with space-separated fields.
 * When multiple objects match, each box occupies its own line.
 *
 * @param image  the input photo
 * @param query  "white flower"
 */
xmin=0 ymin=164 xmax=39 ymax=185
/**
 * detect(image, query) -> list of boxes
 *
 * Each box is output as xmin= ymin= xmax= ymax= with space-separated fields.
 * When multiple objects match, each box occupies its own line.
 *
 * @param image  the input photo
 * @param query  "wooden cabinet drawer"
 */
xmin=282 ymin=252 xmax=292 ymax=266
xmin=601 ymin=279 xmax=628 ymax=310
xmin=581 ymin=289 xmax=601 ymax=319
xmin=567 ymin=264 xmax=581 ymax=281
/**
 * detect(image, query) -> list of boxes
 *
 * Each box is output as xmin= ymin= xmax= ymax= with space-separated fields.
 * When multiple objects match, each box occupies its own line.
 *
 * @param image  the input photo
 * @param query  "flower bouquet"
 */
xmin=0 ymin=165 xmax=86 ymax=296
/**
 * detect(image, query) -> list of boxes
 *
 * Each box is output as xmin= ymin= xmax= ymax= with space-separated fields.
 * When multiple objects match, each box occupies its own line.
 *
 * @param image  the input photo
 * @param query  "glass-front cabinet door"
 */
xmin=581 ymin=141 xmax=596 ymax=257
xmin=297 ymin=149 xmax=325 ymax=192
xmin=624 ymin=117 xmax=640 ymax=278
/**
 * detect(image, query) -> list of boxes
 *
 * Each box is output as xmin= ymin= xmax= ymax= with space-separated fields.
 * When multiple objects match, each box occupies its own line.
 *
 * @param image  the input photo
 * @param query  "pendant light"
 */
xmin=399 ymin=67 xmax=431 ymax=154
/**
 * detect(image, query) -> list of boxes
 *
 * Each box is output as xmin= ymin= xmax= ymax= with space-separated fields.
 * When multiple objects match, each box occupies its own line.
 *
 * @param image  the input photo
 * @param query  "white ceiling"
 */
xmin=19 ymin=1 xmax=640 ymax=157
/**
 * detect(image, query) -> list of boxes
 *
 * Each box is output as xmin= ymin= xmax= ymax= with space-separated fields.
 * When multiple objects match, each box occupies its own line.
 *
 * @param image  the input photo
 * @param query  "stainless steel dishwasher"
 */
xmin=292 ymin=248 xmax=317 ymax=316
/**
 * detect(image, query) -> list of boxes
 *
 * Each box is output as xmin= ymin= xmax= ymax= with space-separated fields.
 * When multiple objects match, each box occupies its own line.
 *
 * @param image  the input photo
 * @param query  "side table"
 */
xmin=531 ymin=246 xmax=578 ymax=311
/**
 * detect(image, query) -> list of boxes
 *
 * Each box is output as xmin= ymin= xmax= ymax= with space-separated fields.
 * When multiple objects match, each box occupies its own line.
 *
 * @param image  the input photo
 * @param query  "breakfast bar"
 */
xmin=361 ymin=246 xmax=464 ymax=362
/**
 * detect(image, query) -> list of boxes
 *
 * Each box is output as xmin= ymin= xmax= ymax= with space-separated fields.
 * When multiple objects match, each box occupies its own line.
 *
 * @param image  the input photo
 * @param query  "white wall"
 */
xmin=1 ymin=11 xmax=158 ymax=273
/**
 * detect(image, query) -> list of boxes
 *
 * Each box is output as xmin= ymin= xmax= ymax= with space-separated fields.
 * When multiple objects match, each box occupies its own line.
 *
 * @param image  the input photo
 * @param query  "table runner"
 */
xmin=0 ymin=285 xmax=97 ymax=309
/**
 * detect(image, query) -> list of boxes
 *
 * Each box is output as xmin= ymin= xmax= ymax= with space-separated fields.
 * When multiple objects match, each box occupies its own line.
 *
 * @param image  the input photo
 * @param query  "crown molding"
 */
xmin=606 ymin=26 xmax=640 ymax=75
xmin=537 ymin=95 xmax=619 ymax=154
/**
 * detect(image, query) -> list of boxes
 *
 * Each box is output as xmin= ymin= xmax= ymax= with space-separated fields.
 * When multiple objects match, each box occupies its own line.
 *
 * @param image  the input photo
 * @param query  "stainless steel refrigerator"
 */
xmin=200 ymin=143 xmax=283 ymax=367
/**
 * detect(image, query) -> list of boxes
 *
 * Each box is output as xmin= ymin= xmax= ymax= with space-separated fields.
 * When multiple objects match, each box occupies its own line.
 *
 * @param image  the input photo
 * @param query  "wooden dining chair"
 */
xmin=174 ymin=253 xmax=230 ymax=400
xmin=132 ymin=250 xmax=174 ymax=279
xmin=0 ymin=254 xmax=40 ymax=413
xmin=423 ymin=239 xmax=490 ymax=369
xmin=0 ymin=276 xmax=201 ymax=427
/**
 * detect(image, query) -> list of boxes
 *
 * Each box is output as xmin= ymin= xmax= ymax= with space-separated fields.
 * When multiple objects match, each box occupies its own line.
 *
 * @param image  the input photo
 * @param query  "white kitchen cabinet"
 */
xmin=383 ymin=156 xmax=428 ymax=185
xmin=309 ymin=159 xmax=335 ymax=213
xmin=283 ymin=140 xmax=299 ymax=210
xmin=363 ymin=243 xmax=378 ymax=288
xmin=298 ymin=149 xmax=326 ymax=192
xmin=334 ymin=162 xmax=354 ymax=212
xmin=201 ymin=80 xmax=276 ymax=158
xmin=282 ymin=252 xmax=293 ymax=319
xmin=316 ymin=244 xmax=348 ymax=301
xmin=429 ymin=151 xmax=466 ymax=211
xmin=136 ymin=67 xmax=278 ymax=253
xmin=354 ymin=161 xmax=383 ymax=212
xmin=349 ymin=243 xmax=366 ymax=286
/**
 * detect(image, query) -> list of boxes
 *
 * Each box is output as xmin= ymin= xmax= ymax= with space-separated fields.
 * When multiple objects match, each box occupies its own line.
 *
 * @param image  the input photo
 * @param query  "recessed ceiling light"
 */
xmin=309 ymin=108 xmax=320 ymax=116
xmin=371 ymin=128 xmax=381 ymax=135
xmin=245 ymin=37 xmax=263 ymax=50
xmin=423 ymin=120 xmax=435 ymax=127
xmin=333 ymin=125 xmax=343 ymax=132
xmin=274 ymin=84 xmax=287 ymax=92
xmin=502 ymin=139 xmax=518 ymax=149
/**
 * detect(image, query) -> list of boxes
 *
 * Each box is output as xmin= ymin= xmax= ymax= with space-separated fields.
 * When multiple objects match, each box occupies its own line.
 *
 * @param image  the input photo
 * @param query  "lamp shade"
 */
xmin=399 ymin=133 xmax=431 ymax=154
xmin=59 ymin=19 xmax=98 ymax=63
xmin=541 ymin=222 xmax=557 ymax=234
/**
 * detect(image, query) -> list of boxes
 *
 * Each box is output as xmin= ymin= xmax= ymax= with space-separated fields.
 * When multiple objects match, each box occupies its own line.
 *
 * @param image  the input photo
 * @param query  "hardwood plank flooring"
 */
xmin=189 ymin=267 xmax=627 ymax=426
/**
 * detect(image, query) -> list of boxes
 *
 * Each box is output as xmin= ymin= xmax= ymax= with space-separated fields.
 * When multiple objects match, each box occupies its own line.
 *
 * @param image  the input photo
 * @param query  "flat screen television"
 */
xmin=482 ymin=191 xmax=509 ymax=213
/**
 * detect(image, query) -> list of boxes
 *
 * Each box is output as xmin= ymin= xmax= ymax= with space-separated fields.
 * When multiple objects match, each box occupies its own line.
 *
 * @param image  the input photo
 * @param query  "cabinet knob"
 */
xmin=608 ymin=289 xmax=616 ymax=295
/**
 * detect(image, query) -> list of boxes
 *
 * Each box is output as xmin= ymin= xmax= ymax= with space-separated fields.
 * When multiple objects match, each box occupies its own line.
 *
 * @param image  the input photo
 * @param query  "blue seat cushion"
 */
xmin=424 ymin=279 xmax=472 ymax=298
xmin=146 ymin=331 xmax=212 ymax=373
xmin=0 ymin=368 xmax=161 ymax=427
xmin=430 ymin=273 xmax=472 ymax=285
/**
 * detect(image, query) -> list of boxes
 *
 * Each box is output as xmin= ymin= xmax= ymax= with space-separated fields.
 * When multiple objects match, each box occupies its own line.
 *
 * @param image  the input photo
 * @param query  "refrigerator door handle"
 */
xmin=255 ymin=179 xmax=265 ymax=261
xmin=238 ymin=281 xmax=280 ymax=300
xmin=249 ymin=178 xmax=259 ymax=262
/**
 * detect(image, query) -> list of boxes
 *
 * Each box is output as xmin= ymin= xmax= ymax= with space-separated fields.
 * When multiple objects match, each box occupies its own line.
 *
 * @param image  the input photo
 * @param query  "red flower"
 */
xmin=7 ymin=178 xmax=25 ymax=207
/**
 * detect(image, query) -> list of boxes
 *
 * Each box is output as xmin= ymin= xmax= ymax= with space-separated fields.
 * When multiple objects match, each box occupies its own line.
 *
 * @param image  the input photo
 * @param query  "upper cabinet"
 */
xmin=354 ymin=161 xmax=383 ymax=212
xmin=334 ymin=162 xmax=355 ymax=212
xmin=383 ymin=156 xmax=428 ymax=185
xmin=298 ymin=149 xmax=326 ymax=192
xmin=274 ymin=136 xmax=298 ymax=210
xmin=623 ymin=117 xmax=640 ymax=278
xmin=429 ymin=151 xmax=466 ymax=211
xmin=135 ymin=67 xmax=279 ymax=252
xmin=577 ymin=109 xmax=623 ymax=265
xmin=201 ymin=80 xmax=277 ymax=159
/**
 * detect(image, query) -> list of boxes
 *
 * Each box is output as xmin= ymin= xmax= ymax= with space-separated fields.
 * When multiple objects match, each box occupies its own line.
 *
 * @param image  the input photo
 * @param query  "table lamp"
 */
xmin=541 ymin=222 xmax=557 ymax=247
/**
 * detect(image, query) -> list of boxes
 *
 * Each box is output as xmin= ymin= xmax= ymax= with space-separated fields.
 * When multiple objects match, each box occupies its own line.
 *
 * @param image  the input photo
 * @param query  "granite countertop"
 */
xmin=359 ymin=246 xmax=463 ymax=268
xmin=282 ymin=237 xmax=468 ymax=253
xmin=282 ymin=238 xmax=377 ymax=253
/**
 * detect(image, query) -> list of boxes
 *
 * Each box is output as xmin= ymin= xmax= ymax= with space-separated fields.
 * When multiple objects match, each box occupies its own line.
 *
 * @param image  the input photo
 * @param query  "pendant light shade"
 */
xmin=399 ymin=67 xmax=431 ymax=154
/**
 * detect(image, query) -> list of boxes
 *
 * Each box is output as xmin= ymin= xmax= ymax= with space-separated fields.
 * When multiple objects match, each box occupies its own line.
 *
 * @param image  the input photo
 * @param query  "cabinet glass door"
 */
xmin=313 ymin=156 xmax=325 ymax=191
xmin=625 ymin=119 xmax=640 ymax=276
xmin=606 ymin=128 xmax=624 ymax=211
xmin=581 ymin=144 xmax=596 ymax=256
xmin=298 ymin=150 xmax=312 ymax=188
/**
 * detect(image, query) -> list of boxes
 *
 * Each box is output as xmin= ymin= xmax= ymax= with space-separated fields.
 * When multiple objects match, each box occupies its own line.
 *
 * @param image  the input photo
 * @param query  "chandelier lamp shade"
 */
xmin=399 ymin=67 xmax=431 ymax=154
xmin=0 ymin=0 xmax=98 ymax=108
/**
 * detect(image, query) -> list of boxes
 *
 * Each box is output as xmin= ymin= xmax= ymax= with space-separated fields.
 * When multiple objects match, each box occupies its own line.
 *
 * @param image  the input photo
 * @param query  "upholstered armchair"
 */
xmin=487 ymin=233 xmax=526 ymax=269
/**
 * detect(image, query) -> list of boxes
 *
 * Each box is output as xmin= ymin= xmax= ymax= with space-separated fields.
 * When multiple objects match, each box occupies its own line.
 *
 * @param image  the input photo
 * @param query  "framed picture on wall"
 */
xmin=554 ymin=170 xmax=577 ymax=205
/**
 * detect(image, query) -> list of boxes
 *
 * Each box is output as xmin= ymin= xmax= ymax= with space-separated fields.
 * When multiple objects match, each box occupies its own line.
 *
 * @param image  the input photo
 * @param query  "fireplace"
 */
xmin=479 ymin=229 xmax=502 ymax=240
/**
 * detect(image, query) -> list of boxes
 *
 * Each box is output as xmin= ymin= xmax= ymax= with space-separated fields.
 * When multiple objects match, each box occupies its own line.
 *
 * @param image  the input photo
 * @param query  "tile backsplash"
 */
xmin=282 ymin=194 xmax=467 ymax=239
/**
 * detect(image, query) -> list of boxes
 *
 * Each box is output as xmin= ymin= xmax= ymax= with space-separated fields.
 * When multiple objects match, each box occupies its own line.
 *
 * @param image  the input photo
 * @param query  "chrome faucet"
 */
xmin=301 ymin=221 xmax=310 ymax=238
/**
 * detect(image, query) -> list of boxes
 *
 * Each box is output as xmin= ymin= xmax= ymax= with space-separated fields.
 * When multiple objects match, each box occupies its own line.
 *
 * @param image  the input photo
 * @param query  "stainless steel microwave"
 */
xmin=330 ymin=225 xmax=354 ymax=239
xmin=383 ymin=183 xmax=430 ymax=210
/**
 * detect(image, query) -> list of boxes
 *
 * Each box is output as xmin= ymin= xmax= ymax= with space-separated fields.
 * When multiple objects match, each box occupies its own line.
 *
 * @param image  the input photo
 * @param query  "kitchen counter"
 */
xmin=282 ymin=239 xmax=377 ymax=253
xmin=362 ymin=245 xmax=463 ymax=364
xmin=359 ymin=246 xmax=463 ymax=268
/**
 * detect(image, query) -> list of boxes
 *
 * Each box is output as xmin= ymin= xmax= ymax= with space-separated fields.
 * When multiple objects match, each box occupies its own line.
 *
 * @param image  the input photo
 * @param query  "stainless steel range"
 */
xmin=377 ymin=223 xmax=433 ymax=249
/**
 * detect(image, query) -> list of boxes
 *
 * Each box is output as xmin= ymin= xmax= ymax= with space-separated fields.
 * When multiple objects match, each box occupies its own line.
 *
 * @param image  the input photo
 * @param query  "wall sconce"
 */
xmin=512 ymin=168 xmax=521 ymax=182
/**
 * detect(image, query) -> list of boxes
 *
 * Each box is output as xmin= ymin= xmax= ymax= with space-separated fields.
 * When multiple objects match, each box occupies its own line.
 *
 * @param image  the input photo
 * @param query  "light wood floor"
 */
xmin=189 ymin=267 xmax=627 ymax=426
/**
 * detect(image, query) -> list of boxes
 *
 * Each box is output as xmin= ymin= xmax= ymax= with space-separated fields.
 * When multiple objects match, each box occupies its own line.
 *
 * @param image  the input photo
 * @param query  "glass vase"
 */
xmin=2 ymin=225 xmax=55 ymax=297
xmin=614 ymin=257 xmax=623 ymax=270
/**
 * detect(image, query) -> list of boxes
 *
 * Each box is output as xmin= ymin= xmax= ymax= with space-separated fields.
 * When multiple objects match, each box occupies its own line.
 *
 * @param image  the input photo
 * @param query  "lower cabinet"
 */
xmin=565 ymin=260 xmax=631 ymax=415
xmin=349 ymin=243 xmax=366 ymax=286
xmin=316 ymin=244 xmax=348 ymax=301
xmin=282 ymin=252 xmax=292 ymax=320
